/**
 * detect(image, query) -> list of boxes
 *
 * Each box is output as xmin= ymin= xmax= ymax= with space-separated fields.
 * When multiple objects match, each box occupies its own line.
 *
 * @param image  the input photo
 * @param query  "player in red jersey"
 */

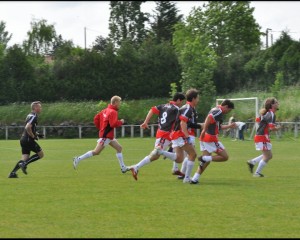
xmin=129 ymin=93 xmax=186 ymax=181
xmin=190 ymin=99 xmax=236 ymax=184
xmin=247 ymin=97 xmax=281 ymax=177
xmin=72 ymin=96 xmax=128 ymax=173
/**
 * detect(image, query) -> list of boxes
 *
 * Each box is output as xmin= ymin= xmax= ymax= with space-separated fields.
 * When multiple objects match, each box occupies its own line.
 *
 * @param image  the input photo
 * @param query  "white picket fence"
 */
xmin=0 ymin=122 xmax=299 ymax=140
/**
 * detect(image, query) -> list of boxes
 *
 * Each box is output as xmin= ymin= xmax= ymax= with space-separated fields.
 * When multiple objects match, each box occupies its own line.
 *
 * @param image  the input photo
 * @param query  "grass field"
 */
xmin=0 ymin=137 xmax=299 ymax=238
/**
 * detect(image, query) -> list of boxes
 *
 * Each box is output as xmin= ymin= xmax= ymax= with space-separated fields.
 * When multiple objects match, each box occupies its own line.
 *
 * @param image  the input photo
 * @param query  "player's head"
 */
xmin=186 ymin=88 xmax=199 ymax=106
xmin=31 ymin=101 xmax=42 ymax=113
xmin=221 ymin=99 xmax=234 ymax=114
xmin=111 ymin=96 xmax=122 ymax=109
xmin=172 ymin=92 xmax=186 ymax=106
xmin=264 ymin=97 xmax=279 ymax=112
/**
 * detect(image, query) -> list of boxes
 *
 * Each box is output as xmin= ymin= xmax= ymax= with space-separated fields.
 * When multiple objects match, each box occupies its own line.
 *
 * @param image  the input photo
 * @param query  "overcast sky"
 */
xmin=1 ymin=1 xmax=299 ymax=49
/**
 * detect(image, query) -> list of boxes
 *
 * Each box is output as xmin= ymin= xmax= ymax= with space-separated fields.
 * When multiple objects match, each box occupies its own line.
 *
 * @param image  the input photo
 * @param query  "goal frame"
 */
xmin=216 ymin=97 xmax=259 ymax=140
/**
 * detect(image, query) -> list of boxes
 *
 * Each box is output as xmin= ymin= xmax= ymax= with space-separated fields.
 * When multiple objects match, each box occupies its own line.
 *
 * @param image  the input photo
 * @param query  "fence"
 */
xmin=0 ymin=122 xmax=299 ymax=140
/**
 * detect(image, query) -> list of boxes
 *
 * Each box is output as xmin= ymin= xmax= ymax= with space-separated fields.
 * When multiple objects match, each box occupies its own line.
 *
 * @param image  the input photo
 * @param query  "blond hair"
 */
xmin=31 ymin=101 xmax=42 ymax=110
xmin=111 ymin=96 xmax=122 ymax=105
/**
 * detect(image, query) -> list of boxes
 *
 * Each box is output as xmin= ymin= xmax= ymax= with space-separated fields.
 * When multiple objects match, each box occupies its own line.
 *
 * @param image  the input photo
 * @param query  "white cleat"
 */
xmin=73 ymin=156 xmax=79 ymax=170
xmin=182 ymin=177 xmax=191 ymax=183
xmin=121 ymin=166 xmax=129 ymax=173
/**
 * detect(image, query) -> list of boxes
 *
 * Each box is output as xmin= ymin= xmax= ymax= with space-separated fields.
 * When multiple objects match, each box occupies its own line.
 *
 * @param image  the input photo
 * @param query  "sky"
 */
xmin=0 ymin=1 xmax=300 ymax=49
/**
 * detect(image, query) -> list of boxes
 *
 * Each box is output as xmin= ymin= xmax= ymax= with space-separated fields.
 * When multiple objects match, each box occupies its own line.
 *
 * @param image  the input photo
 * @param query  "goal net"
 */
xmin=216 ymin=97 xmax=259 ymax=140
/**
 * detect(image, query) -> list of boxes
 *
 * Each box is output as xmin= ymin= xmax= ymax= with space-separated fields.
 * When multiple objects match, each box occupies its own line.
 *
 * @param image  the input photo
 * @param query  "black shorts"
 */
xmin=20 ymin=136 xmax=42 ymax=155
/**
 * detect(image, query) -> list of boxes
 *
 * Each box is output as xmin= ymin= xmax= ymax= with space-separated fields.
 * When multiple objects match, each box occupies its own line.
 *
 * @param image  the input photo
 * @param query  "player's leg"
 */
xmin=130 ymin=138 xmax=166 ymax=179
xmin=109 ymin=138 xmax=129 ymax=173
xmin=73 ymin=138 xmax=106 ymax=169
xmin=254 ymin=147 xmax=272 ymax=177
xmin=181 ymin=142 xmax=197 ymax=183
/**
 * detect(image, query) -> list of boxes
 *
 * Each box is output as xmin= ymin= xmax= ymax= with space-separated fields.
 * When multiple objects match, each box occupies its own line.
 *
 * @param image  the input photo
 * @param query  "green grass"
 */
xmin=0 ymin=137 xmax=299 ymax=238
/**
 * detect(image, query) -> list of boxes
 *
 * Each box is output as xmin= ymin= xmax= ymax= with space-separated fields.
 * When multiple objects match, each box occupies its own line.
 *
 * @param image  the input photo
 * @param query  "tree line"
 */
xmin=0 ymin=1 xmax=299 ymax=116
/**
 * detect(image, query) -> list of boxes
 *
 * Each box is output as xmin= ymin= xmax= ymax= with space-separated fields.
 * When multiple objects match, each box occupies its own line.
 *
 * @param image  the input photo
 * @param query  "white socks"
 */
xmin=249 ymin=155 xmax=263 ymax=165
xmin=173 ymin=162 xmax=179 ymax=171
xmin=116 ymin=153 xmax=126 ymax=169
xmin=180 ymin=157 xmax=188 ymax=173
xmin=136 ymin=156 xmax=151 ymax=170
xmin=161 ymin=151 xmax=177 ymax=161
xmin=255 ymin=160 xmax=267 ymax=174
xmin=192 ymin=172 xmax=201 ymax=182
xmin=202 ymin=155 xmax=212 ymax=162
xmin=184 ymin=160 xmax=195 ymax=180
xmin=77 ymin=150 xmax=93 ymax=162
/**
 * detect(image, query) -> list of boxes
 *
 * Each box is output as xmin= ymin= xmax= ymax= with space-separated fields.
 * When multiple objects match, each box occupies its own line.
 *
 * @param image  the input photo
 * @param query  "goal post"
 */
xmin=216 ymin=97 xmax=259 ymax=140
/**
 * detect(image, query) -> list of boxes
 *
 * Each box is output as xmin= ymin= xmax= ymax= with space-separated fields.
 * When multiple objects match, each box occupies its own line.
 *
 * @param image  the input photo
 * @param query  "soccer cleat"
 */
xmin=149 ymin=147 xmax=163 ymax=158
xmin=190 ymin=179 xmax=199 ymax=184
xmin=130 ymin=166 xmax=138 ymax=181
xmin=73 ymin=156 xmax=79 ymax=170
xmin=121 ymin=166 xmax=129 ymax=173
xmin=182 ymin=177 xmax=191 ymax=183
xmin=172 ymin=170 xmax=185 ymax=177
xmin=8 ymin=172 xmax=18 ymax=178
xmin=177 ymin=175 xmax=185 ymax=180
xmin=247 ymin=161 xmax=255 ymax=173
xmin=18 ymin=161 xmax=28 ymax=175
xmin=253 ymin=172 xmax=264 ymax=177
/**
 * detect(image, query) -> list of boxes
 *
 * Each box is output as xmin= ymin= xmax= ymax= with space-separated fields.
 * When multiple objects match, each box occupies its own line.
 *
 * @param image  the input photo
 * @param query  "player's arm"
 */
xmin=140 ymin=108 xmax=155 ymax=129
xmin=180 ymin=120 xmax=190 ymax=138
xmin=221 ymin=121 xmax=237 ymax=130
xmin=109 ymin=111 xmax=123 ymax=128
xmin=187 ymin=121 xmax=203 ymax=130
xmin=25 ymin=122 xmax=36 ymax=139
xmin=200 ymin=115 xmax=210 ymax=140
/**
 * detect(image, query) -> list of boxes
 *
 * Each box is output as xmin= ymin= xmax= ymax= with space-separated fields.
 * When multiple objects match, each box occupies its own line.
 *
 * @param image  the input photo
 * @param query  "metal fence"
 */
xmin=0 ymin=122 xmax=299 ymax=140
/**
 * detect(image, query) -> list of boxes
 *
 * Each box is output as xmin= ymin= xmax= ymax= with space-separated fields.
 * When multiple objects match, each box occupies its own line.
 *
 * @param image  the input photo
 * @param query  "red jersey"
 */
xmin=94 ymin=104 xmax=123 ymax=139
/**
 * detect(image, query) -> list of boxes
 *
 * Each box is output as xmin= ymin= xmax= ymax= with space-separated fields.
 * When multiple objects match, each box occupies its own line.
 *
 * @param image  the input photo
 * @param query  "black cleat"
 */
xmin=253 ymin=172 xmax=264 ymax=177
xmin=19 ymin=162 xmax=28 ymax=175
xmin=8 ymin=172 xmax=18 ymax=178
xmin=177 ymin=175 xmax=185 ymax=180
xmin=247 ymin=161 xmax=255 ymax=173
xmin=190 ymin=180 xmax=199 ymax=184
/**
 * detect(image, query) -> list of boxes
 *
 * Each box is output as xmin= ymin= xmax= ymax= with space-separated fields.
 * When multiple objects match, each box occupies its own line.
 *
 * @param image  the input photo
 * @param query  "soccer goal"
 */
xmin=216 ymin=97 xmax=259 ymax=140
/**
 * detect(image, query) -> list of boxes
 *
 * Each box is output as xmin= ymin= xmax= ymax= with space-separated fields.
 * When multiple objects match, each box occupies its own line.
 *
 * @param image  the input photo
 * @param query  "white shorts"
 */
xmin=172 ymin=137 xmax=188 ymax=148
xmin=188 ymin=136 xmax=196 ymax=146
xmin=200 ymin=141 xmax=225 ymax=153
xmin=255 ymin=142 xmax=272 ymax=151
xmin=97 ymin=138 xmax=114 ymax=146
xmin=154 ymin=138 xmax=171 ymax=150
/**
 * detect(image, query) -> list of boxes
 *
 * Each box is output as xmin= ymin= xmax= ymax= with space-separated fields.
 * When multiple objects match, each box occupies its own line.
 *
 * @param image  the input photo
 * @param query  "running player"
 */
xmin=190 ymin=99 xmax=236 ymax=184
xmin=72 ymin=96 xmax=128 ymax=173
xmin=156 ymin=89 xmax=200 ymax=183
xmin=129 ymin=92 xmax=186 ymax=181
xmin=8 ymin=101 xmax=45 ymax=178
xmin=247 ymin=97 xmax=281 ymax=177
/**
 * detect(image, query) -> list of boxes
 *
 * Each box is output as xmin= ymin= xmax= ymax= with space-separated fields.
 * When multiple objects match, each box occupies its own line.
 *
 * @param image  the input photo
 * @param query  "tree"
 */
xmin=108 ymin=1 xmax=148 ymax=46
xmin=150 ymin=1 xmax=183 ymax=43
xmin=23 ymin=19 xmax=59 ymax=55
xmin=0 ymin=21 xmax=12 ymax=48
xmin=92 ymin=36 xmax=109 ymax=53
xmin=0 ymin=45 xmax=35 ymax=102
xmin=173 ymin=7 xmax=217 ymax=119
